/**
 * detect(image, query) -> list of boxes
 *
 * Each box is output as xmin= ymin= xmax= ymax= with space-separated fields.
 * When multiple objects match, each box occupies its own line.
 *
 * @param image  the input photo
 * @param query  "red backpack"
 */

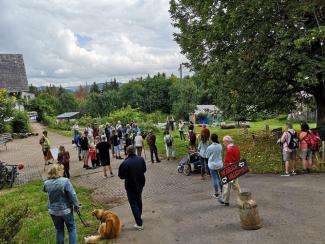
xmin=307 ymin=130 xmax=321 ymax=152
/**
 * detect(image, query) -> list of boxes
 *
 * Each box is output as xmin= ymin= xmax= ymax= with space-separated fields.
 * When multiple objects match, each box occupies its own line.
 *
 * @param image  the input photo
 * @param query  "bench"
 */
xmin=0 ymin=133 xmax=13 ymax=150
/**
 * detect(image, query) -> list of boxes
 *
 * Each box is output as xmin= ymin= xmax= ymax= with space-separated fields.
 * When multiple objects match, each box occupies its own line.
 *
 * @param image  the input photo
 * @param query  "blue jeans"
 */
xmin=127 ymin=189 xmax=143 ymax=226
xmin=50 ymin=212 xmax=76 ymax=244
xmin=210 ymin=169 xmax=221 ymax=194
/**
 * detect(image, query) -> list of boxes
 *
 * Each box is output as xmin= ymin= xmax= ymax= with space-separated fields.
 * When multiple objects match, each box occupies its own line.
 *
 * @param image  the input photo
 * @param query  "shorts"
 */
xmin=100 ymin=159 xmax=110 ymax=166
xmin=42 ymin=149 xmax=49 ymax=157
xmin=283 ymin=150 xmax=296 ymax=161
xmin=82 ymin=150 xmax=89 ymax=158
xmin=300 ymin=149 xmax=313 ymax=160
xmin=114 ymin=146 xmax=120 ymax=153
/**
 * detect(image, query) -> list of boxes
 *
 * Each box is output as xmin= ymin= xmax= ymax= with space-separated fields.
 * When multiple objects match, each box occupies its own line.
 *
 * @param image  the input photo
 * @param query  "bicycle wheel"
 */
xmin=0 ymin=166 xmax=8 ymax=189
xmin=8 ymin=167 xmax=17 ymax=188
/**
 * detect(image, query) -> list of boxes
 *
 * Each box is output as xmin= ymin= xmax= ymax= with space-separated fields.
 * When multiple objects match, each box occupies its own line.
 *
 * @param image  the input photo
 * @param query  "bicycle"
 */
xmin=0 ymin=161 xmax=24 ymax=189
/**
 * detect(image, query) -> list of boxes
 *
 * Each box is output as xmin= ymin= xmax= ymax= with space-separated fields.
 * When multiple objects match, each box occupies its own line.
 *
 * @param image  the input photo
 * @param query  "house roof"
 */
xmin=194 ymin=105 xmax=221 ymax=115
xmin=57 ymin=112 xmax=80 ymax=119
xmin=0 ymin=54 xmax=28 ymax=92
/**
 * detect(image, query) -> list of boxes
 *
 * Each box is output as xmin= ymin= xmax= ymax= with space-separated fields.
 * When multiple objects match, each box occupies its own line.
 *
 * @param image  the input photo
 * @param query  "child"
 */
xmin=57 ymin=145 xmax=70 ymax=178
xmin=89 ymin=143 xmax=98 ymax=168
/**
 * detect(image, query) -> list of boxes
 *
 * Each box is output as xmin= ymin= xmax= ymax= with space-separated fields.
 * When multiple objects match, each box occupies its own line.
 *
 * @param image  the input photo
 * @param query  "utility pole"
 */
xmin=179 ymin=63 xmax=183 ymax=80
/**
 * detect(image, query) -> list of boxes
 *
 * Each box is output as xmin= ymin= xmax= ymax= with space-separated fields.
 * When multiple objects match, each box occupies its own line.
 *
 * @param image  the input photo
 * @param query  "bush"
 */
xmin=144 ymin=111 xmax=167 ymax=124
xmin=107 ymin=106 xmax=143 ymax=125
xmin=0 ymin=205 xmax=29 ymax=244
xmin=11 ymin=112 xmax=31 ymax=133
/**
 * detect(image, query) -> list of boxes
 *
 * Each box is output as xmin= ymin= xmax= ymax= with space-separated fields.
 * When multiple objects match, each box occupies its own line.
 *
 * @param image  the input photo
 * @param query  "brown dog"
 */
xmin=84 ymin=209 xmax=122 ymax=243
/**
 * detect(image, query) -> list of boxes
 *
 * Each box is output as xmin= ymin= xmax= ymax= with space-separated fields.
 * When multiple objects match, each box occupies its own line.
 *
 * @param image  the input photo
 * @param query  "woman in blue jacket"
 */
xmin=44 ymin=164 xmax=80 ymax=244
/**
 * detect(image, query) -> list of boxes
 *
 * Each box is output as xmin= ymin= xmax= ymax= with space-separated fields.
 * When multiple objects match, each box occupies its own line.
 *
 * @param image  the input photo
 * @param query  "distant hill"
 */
xmin=38 ymin=82 xmax=121 ymax=92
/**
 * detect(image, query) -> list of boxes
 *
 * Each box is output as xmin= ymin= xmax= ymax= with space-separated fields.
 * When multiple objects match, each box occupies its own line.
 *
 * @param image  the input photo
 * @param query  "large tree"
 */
xmin=170 ymin=0 xmax=325 ymax=126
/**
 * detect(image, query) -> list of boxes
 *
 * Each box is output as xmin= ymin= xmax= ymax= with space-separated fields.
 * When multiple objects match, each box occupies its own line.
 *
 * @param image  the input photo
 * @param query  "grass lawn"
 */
xmin=0 ymin=180 xmax=106 ymax=244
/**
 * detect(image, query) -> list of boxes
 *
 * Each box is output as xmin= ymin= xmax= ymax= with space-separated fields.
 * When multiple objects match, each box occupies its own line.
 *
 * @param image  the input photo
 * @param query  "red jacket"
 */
xmin=224 ymin=145 xmax=240 ymax=167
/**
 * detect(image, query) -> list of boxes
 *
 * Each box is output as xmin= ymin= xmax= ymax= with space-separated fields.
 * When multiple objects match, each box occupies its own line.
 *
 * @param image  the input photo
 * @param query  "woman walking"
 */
xmin=299 ymin=122 xmax=313 ymax=173
xmin=44 ymin=164 xmax=80 ymax=244
xmin=206 ymin=133 xmax=223 ymax=198
xmin=57 ymin=146 xmax=70 ymax=178
xmin=134 ymin=132 xmax=144 ymax=156
xmin=198 ymin=135 xmax=210 ymax=180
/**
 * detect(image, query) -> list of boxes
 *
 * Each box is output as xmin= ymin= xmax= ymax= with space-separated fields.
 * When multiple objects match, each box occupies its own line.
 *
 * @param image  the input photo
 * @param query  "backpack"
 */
xmin=287 ymin=131 xmax=299 ymax=150
xmin=166 ymin=136 xmax=173 ymax=146
xmin=307 ymin=131 xmax=321 ymax=151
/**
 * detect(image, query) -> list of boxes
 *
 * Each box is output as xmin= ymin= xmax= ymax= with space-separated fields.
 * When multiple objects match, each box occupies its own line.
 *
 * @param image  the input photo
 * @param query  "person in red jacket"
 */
xmin=218 ymin=135 xmax=241 ymax=206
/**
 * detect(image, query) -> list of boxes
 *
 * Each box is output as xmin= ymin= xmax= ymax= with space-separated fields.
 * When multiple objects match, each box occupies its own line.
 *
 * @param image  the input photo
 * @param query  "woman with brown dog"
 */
xmin=44 ymin=164 xmax=80 ymax=244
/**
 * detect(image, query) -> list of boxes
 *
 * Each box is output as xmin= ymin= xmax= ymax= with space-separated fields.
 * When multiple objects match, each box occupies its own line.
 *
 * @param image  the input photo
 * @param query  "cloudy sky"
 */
xmin=0 ymin=0 xmax=188 ymax=87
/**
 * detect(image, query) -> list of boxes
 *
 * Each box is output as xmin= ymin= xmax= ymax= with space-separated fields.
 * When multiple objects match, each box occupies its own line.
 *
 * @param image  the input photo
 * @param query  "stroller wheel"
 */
xmin=177 ymin=166 xmax=184 ymax=173
xmin=183 ymin=164 xmax=191 ymax=176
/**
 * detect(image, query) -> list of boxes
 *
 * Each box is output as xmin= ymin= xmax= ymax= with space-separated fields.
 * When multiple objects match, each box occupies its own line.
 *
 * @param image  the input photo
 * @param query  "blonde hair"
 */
xmin=223 ymin=135 xmax=233 ymax=143
xmin=47 ymin=163 xmax=64 ymax=179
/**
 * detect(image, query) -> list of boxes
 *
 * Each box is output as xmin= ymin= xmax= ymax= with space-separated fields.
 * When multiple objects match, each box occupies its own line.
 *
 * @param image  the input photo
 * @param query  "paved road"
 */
xmin=1 ymin=123 xmax=325 ymax=244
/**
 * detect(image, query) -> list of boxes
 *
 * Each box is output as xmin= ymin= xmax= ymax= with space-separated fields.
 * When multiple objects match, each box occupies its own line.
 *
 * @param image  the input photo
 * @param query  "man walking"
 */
xmin=219 ymin=135 xmax=241 ymax=206
xmin=280 ymin=123 xmax=298 ymax=176
xmin=118 ymin=145 xmax=146 ymax=230
xmin=96 ymin=135 xmax=114 ymax=178
xmin=146 ymin=130 xmax=161 ymax=163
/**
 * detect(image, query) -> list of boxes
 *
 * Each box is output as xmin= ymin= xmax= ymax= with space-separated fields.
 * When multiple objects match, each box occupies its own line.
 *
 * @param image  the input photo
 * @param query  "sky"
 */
xmin=0 ymin=0 xmax=188 ymax=87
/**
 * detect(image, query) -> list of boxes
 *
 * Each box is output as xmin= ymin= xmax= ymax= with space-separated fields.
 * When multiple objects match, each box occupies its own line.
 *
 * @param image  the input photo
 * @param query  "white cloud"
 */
xmin=0 ymin=0 xmax=188 ymax=87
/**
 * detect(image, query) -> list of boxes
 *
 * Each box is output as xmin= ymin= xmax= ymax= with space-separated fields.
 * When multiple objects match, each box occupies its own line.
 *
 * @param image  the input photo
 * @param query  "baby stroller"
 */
xmin=177 ymin=152 xmax=201 ymax=176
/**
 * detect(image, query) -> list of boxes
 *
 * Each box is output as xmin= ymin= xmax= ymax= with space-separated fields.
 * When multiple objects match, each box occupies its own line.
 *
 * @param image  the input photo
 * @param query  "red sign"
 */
xmin=218 ymin=160 xmax=249 ymax=185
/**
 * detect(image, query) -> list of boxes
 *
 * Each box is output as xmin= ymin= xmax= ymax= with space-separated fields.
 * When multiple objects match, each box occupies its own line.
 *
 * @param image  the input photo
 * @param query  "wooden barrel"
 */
xmin=238 ymin=192 xmax=262 ymax=230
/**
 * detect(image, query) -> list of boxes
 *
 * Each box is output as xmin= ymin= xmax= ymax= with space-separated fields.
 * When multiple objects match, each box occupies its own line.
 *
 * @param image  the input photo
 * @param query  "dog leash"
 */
xmin=76 ymin=209 xmax=90 ymax=227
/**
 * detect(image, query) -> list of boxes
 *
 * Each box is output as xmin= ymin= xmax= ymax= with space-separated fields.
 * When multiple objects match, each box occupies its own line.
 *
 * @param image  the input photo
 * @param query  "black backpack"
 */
xmin=287 ymin=131 xmax=299 ymax=150
xmin=166 ymin=136 xmax=173 ymax=146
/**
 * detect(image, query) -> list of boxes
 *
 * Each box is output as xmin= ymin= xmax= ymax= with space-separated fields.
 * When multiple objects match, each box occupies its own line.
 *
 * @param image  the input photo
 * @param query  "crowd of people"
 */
xmin=41 ymin=119 xmax=323 ymax=243
xmin=280 ymin=122 xmax=321 ymax=176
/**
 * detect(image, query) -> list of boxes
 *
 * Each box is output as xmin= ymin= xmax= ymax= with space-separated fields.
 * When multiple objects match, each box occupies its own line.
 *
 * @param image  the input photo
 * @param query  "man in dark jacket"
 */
xmin=118 ymin=145 xmax=146 ymax=230
xmin=146 ymin=130 xmax=161 ymax=163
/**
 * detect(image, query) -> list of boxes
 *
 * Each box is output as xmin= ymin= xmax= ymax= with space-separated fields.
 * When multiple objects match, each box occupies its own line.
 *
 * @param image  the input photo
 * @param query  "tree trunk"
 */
xmin=314 ymin=87 xmax=325 ymax=128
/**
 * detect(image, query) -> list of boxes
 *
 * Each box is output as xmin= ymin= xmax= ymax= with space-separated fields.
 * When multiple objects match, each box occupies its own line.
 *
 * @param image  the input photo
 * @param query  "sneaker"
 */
xmin=213 ymin=193 xmax=220 ymax=198
xmin=118 ymin=157 xmax=124 ymax=160
xmin=110 ymin=173 xmax=114 ymax=177
xmin=156 ymin=160 xmax=161 ymax=163
xmin=281 ymin=172 xmax=290 ymax=176
xmin=218 ymin=198 xmax=226 ymax=205
xmin=103 ymin=175 xmax=108 ymax=178
xmin=134 ymin=224 xmax=144 ymax=230
xmin=291 ymin=171 xmax=297 ymax=175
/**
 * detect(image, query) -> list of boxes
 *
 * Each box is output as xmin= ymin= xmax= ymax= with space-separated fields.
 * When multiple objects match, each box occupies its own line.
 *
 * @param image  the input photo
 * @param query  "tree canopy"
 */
xmin=170 ymin=0 xmax=325 ymax=126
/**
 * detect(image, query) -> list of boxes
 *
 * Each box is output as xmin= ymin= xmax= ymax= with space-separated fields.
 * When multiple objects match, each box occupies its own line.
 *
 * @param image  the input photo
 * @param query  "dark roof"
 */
xmin=0 ymin=54 xmax=28 ymax=92
xmin=57 ymin=112 xmax=80 ymax=119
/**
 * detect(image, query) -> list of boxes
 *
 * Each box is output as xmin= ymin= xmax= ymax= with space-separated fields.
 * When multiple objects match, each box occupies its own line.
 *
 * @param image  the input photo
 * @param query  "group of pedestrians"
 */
xmin=195 ymin=125 xmax=242 ymax=206
xmin=44 ymin=143 xmax=147 ymax=243
xmin=280 ymin=122 xmax=321 ymax=176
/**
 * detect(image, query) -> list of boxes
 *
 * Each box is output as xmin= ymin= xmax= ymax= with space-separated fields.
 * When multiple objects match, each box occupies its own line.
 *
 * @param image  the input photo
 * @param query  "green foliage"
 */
xmin=0 ymin=205 xmax=29 ymax=244
xmin=27 ymin=92 xmax=59 ymax=121
xmin=170 ymin=0 xmax=325 ymax=126
xmin=89 ymin=82 xmax=100 ymax=93
xmin=0 ymin=181 xmax=106 ymax=244
xmin=81 ymin=91 xmax=118 ymax=117
xmin=0 ymin=89 xmax=15 ymax=133
xmin=144 ymin=111 xmax=167 ymax=124
xmin=170 ymin=77 xmax=198 ymax=119
xmin=107 ymin=106 xmax=143 ymax=124
xmin=57 ymin=92 xmax=79 ymax=114
xmin=11 ymin=111 xmax=31 ymax=133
